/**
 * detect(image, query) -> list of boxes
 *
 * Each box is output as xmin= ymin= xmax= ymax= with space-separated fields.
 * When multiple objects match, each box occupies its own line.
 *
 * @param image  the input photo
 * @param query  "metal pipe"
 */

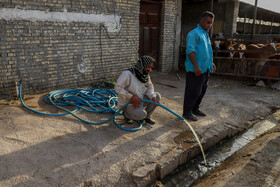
xmin=250 ymin=0 xmax=258 ymax=40
xmin=258 ymin=15 xmax=262 ymax=34
xmin=270 ymin=17 xmax=274 ymax=35
xmin=243 ymin=12 xmax=247 ymax=34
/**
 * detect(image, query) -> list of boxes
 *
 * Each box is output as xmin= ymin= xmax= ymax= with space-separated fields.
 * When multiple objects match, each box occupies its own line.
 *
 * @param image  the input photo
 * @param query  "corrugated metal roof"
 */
xmin=239 ymin=1 xmax=280 ymax=23
xmin=182 ymin=0 xmax=280 ymax=23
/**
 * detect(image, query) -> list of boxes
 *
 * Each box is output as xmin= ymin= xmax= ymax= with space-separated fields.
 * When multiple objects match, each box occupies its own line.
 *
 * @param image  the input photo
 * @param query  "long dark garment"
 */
xmin=183 ymin=70 xmax=209 ymax=114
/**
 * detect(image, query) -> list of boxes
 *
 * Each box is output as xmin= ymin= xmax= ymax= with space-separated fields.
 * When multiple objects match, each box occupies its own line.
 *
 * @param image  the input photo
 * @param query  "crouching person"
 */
xmin=114 ymin=56 xmax=161 ymax=125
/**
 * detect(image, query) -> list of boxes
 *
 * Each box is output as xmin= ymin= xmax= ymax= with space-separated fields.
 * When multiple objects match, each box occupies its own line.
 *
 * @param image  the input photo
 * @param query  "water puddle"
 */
xmin=162 ymin=117 xmax=277 ymax=186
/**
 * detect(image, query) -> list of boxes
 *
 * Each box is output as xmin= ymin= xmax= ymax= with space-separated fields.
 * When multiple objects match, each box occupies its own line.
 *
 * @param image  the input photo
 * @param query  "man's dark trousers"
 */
xmin=183 ymin=70 xmax=209 ymax=115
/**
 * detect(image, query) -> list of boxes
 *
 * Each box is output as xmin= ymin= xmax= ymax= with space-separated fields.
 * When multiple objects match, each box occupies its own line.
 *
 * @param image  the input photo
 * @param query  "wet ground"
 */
xmin=161 ymin=110 xmax=280 ymax=187
xmin=192 ymin=121 xmax=280 ymax=187
xmin=0 ymin=71 xmax=280 ymax=186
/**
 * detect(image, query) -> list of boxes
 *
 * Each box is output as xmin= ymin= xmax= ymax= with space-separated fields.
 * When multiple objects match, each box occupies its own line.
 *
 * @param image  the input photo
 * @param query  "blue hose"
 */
xmin=19 ymin=83 xmax=184 ymax=131
xmin=19 ymin=83 xmax=208 ymax=164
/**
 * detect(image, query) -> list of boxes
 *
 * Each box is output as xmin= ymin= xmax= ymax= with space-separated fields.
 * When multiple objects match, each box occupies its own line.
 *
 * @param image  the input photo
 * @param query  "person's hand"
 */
xmin=152 ymin=97 xmax=160 ymax=107
xmin=194 ymin=66 xmax=202 ymax=76
xmin=131 ymin=95 xmax=141 ymax=109
xmin=213 ymin=63 xmax=216 ymax=72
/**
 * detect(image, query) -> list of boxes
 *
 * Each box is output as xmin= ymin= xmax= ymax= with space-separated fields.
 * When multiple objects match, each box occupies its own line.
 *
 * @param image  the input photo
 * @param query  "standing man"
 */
xmin=115 ymin=56 xmax=161 ymax=124
xmin=183 ymin=11 xmax=216 ymax=121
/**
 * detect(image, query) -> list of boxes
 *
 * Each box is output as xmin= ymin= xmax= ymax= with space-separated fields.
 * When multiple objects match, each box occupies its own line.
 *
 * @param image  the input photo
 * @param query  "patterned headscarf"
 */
xmin=129 ymin=56 xmax=156 ymax=83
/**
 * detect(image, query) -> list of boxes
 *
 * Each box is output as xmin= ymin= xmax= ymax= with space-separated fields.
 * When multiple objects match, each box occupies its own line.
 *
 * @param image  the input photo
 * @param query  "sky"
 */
xmin=239 ymin=0 xmax=280 ymax=13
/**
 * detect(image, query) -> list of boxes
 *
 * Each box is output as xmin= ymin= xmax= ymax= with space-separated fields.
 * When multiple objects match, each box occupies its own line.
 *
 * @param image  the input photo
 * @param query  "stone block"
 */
xmin=157 ymin=149 xmax=182 ymax=179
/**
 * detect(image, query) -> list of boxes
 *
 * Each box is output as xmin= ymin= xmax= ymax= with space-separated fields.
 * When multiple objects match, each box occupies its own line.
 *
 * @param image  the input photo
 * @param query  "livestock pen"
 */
xmin=212 ymin=38 xmax=280 ymax=82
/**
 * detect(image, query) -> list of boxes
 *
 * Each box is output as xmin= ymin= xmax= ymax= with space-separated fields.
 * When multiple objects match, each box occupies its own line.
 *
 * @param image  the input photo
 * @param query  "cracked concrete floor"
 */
xmin=0 ymin=71 xmax=280 ymax=186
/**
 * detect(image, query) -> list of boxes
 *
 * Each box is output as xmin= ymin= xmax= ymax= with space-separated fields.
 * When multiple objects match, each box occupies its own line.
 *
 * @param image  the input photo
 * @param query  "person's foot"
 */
xmin=124 ymin=116 xmax=133 ymax=124
xmin=192 ymin=109 xmax=206 ymax=117
xmin=145 ymin=118 xmax=156 ymax=125
xmin=183 ymin=112 xmax=198 ymax=121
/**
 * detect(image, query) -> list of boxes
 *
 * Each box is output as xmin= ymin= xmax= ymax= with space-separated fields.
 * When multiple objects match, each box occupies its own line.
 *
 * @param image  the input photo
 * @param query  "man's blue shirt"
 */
xmin=185 ymin=25 xmax=213 ymax=73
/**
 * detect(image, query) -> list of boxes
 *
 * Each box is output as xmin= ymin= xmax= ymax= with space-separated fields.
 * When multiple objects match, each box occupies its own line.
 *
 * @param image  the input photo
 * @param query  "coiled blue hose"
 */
xmin=19 ymin=83 xmax=184 ymax=131
xmin=19 ymin=83 xmax=208 ymax=164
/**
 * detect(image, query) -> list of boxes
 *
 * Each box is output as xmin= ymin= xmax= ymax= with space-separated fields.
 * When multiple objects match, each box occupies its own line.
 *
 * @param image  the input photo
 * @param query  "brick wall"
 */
xmin=0 ymin=0 xmax=177 ymax=97
xmin=160 ymin=0 xmax=177 ymax=72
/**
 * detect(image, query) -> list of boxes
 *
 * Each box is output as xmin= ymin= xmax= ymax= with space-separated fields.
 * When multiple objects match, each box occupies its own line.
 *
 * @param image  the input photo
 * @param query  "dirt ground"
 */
xmin=192 ymin=120 xmax=280 ymax=187
xmin=0 ymin=71 xmax=280 ymax=186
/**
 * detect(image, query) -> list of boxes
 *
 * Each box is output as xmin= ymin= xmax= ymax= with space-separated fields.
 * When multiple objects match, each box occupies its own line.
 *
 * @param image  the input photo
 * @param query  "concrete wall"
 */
xmin=223 ymin=0 xmax=239 ymax=37
xmin=181 ymin=1 xmax=239 ymax=41
xmin=181 ymin=2 xmax=207 ymax=42
xmin=0 ymin=0 xmax=178 ymax=97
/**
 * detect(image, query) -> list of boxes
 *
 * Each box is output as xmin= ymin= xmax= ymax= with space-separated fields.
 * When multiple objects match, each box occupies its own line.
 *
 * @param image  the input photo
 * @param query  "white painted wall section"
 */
xmin=0 ymin=8 xmax=121 ymax=32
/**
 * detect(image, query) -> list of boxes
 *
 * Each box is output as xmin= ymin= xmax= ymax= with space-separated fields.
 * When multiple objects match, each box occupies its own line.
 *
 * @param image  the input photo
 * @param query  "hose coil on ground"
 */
xmin=19 ymin=83 xmax=207 ymax=164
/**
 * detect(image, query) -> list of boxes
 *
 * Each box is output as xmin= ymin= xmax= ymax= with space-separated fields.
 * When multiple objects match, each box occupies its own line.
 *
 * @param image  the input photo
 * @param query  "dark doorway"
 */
xmin=139 ymin=0 xmax=162 ymax=70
